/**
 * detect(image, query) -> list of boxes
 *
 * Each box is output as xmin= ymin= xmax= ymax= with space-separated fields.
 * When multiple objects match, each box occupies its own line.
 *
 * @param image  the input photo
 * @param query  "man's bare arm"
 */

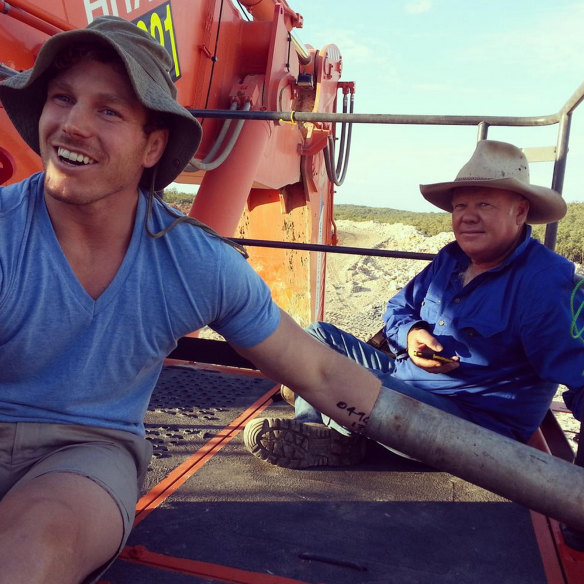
xmin=233 ymin=309 xmax=381 ymax=433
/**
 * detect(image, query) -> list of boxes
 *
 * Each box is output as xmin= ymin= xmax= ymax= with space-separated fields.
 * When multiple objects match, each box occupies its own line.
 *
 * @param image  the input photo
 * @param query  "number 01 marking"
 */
xmin=135 ymin=3 xmax=180 ymax=80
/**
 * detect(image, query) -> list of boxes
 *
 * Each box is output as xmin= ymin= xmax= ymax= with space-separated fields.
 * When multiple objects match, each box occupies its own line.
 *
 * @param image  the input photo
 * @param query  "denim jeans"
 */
xmin=295 ymin=321 xmax=469 ymax=437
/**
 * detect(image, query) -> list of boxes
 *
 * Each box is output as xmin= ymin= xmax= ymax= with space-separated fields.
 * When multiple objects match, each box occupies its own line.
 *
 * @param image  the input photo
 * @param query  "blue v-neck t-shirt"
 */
xmin=0 ymin=173 xmax=280 ymax=435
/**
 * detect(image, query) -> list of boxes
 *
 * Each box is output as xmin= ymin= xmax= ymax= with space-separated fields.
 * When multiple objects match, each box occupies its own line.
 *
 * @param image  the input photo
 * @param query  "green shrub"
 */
xmin=162 ymin=187 xmax=195 ymax=206
xmin=334 ymin=204 xmax=450 ymax=236
xmin=334 ymin=203 xmax=584 ymax=264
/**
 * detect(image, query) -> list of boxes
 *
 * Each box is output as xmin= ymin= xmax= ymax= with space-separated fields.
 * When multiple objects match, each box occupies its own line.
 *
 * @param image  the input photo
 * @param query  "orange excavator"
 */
xmin=0 ymin=0 xmax=345 ymax=326
xmin=1 ymin=2 xmax=584 ymax=583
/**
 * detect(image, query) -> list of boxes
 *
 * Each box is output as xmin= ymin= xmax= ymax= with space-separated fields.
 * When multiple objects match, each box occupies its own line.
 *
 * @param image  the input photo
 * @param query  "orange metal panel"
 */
xmin=190 ymin=119 xmax=273 ymax=234
xmin=237 ymin=186 xmax=314 ymax=325
xmin=530 ymin=427 xmax=584 ymax=584
xmin=0 ymin=110 xmax=42 ymax=184
xmin=0 ymin=0 xmax=335 ymax=319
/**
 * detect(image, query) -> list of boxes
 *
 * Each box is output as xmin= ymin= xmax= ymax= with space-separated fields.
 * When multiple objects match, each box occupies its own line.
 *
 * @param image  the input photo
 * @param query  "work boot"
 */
xmin=243 ymin=418 xmax=367 ymax=469
xmin=280 ymin=386 xmax=295 ymax=407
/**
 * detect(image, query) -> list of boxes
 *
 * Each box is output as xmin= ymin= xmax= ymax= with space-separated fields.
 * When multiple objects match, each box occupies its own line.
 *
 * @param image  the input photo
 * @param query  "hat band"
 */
xmin=455 ymin=176 xmax=511 ymax=182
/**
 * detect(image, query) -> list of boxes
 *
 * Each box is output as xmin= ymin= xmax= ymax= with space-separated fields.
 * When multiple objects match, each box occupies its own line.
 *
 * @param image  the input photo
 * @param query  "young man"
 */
xmin=0 ymin=17 xmax=384 ymax=584
xmin=245 ymin=140 xmax=584 ymax=467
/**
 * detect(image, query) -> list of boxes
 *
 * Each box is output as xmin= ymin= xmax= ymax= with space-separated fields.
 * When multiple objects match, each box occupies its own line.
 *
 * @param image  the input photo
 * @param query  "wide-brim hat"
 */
xmin=0 ymin=16 xmax=202 ymax=191
xmin=419 ymin=140 xmax=567 ymax=224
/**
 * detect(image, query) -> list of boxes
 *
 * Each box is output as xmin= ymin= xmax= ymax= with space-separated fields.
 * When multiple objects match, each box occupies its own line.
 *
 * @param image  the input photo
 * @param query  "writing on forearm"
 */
xmin=337 ymin=401 xmax=370 ymax=434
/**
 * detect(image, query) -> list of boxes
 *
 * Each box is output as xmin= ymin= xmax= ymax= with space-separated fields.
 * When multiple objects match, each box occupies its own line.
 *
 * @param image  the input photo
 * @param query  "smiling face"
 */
xmin=451 ymin=187 xmax=530 ymax=267
xmin=38 ymin=56 xmax=167 ymax=211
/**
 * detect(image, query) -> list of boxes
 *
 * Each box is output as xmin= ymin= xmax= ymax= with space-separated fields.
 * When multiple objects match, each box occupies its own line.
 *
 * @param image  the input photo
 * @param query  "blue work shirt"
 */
xmin=383 ymin=226 xmax=584 ymax=442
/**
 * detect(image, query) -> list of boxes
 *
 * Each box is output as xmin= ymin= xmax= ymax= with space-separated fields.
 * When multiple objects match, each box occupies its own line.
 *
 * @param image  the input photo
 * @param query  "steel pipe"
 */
xmin=188 ymin=108 xmax=558 ymax=127
xmin=366 ymin=386 xmax=584 ymax=531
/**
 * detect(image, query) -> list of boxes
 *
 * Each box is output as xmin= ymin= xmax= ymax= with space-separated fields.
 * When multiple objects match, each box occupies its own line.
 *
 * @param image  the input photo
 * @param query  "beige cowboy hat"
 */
xmin=419 ymin=140 xmax=567 ymax=224
xmin=0 ymin=16 xmax=202 ymax=191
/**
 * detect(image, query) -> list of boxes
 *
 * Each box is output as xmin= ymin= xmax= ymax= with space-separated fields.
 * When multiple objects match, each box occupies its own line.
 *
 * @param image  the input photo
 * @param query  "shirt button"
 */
xmin=454 ymin=297 xmax=461 ymax=303
xmin=438 ymin=320 xmax=445 ymax=326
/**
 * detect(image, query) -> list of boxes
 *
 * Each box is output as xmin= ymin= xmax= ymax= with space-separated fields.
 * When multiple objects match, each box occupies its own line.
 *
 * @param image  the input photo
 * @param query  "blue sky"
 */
xmin=291 ymin=0 xmax=584 ymax=211
xmin=175 ymin=1 xmax=584 ymax=212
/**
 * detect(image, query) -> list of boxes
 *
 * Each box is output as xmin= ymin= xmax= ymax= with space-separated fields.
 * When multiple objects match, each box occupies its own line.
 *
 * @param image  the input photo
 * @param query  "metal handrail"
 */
xmin=229 ymin=238 xmax=436 ymax=261
xmin=188 ymin=108 xmax=560 ymax=127
xmin=188 ymin=73 xmax=584 ymax=253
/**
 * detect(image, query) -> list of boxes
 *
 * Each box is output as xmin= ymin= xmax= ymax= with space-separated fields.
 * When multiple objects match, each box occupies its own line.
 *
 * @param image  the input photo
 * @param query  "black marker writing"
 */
xmin=336 ymin=401 xmax=370 ymax=433
xmin=336 ymin=401 xmax=369 ymax=422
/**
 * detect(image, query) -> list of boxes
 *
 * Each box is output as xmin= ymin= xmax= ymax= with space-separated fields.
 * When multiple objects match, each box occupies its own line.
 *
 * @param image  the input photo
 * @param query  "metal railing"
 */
xmin=189 ymin=74 xmax=584 ymax=252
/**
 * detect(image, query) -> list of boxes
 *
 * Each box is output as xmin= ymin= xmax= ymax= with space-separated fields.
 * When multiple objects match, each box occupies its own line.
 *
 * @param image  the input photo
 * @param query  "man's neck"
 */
xmin=45 ymin=193 xmax=140 ymax=299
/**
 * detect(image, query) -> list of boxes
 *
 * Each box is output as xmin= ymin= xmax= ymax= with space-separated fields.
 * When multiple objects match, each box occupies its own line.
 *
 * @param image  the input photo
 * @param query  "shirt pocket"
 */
xmin=456 ymin=315 xmax=511 ymax=366
xmin=458 ymin=315 xmax=507 ymax=339
xmin=419 ymin=292 xmax=443 ymax=323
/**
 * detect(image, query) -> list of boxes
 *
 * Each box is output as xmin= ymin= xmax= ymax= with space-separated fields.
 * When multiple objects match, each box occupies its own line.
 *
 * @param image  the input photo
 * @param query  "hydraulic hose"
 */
xmin=323 ymin=90 xmax=354 ymax=186
xmin=186 ymin=102 xmax=251 ymax=172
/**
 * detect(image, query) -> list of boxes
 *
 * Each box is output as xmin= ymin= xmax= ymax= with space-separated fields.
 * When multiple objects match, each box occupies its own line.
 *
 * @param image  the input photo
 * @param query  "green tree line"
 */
xmin=334 ymin=203 xmax=584 ymax=264
xmin=164 ymin=190 xmax=584 ymax=264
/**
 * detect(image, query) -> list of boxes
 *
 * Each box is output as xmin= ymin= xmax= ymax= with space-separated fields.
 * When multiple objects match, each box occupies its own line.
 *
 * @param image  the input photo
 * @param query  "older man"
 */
xmin=245 ymin=140 xmax=584 ymax=468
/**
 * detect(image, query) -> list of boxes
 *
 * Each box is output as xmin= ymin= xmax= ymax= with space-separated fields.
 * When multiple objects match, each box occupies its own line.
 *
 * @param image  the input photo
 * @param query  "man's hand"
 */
xmin=407 ymin=327 xmax=460 ymax=374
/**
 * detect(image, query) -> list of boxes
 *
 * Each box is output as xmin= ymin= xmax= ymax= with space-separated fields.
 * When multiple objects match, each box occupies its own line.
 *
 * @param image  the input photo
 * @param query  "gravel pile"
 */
xmin=324 ymin=220 xmax=453 ymax=339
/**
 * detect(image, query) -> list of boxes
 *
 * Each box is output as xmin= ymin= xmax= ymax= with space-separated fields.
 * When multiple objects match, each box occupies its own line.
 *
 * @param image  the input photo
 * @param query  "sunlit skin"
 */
xmin=39 ymin=58 xmax=167 ymax=218
xmin=451 ymin=186 xmax=530 ymax=272
xmin=0 ymin=58 xmax=172 ymax=583
xmin=37 ymin=58 xmax=168 ymax=299
xmin=409 ymin=186 xmax=529 ymax=373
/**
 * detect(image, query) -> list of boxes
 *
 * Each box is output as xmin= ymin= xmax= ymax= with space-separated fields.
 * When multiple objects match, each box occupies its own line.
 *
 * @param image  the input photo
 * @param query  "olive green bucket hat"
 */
xmin=0 ymin=15 xmax=202 ymax=191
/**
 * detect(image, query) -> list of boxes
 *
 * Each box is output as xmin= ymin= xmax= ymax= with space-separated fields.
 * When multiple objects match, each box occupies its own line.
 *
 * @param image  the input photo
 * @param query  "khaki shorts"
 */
xmin=0 ymin=422 xmax=153 ymax=583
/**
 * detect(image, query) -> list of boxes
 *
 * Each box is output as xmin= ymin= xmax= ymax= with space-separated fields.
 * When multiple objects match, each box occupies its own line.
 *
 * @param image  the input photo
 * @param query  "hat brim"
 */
xmin=0 ymin=26 xmax=202 ymax=191
xmin=420 ymin=177 xmax=567 ymax=224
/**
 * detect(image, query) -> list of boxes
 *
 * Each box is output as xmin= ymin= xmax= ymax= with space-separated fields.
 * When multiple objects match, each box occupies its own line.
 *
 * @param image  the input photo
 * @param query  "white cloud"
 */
xmin=404 ymin=1 xmax=433 ymax=15
xmin=452 ymin=4 xmax=584 ymax=75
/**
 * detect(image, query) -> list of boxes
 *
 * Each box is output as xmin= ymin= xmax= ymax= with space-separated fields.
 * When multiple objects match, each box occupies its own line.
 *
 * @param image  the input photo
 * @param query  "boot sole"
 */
xmin=243 ymin=418 xmax=366 ymax=469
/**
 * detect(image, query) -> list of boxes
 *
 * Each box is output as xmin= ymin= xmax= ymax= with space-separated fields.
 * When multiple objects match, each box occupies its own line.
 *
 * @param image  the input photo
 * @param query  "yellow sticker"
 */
xmin=134 ymin=2 xmax=180 ymax=80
